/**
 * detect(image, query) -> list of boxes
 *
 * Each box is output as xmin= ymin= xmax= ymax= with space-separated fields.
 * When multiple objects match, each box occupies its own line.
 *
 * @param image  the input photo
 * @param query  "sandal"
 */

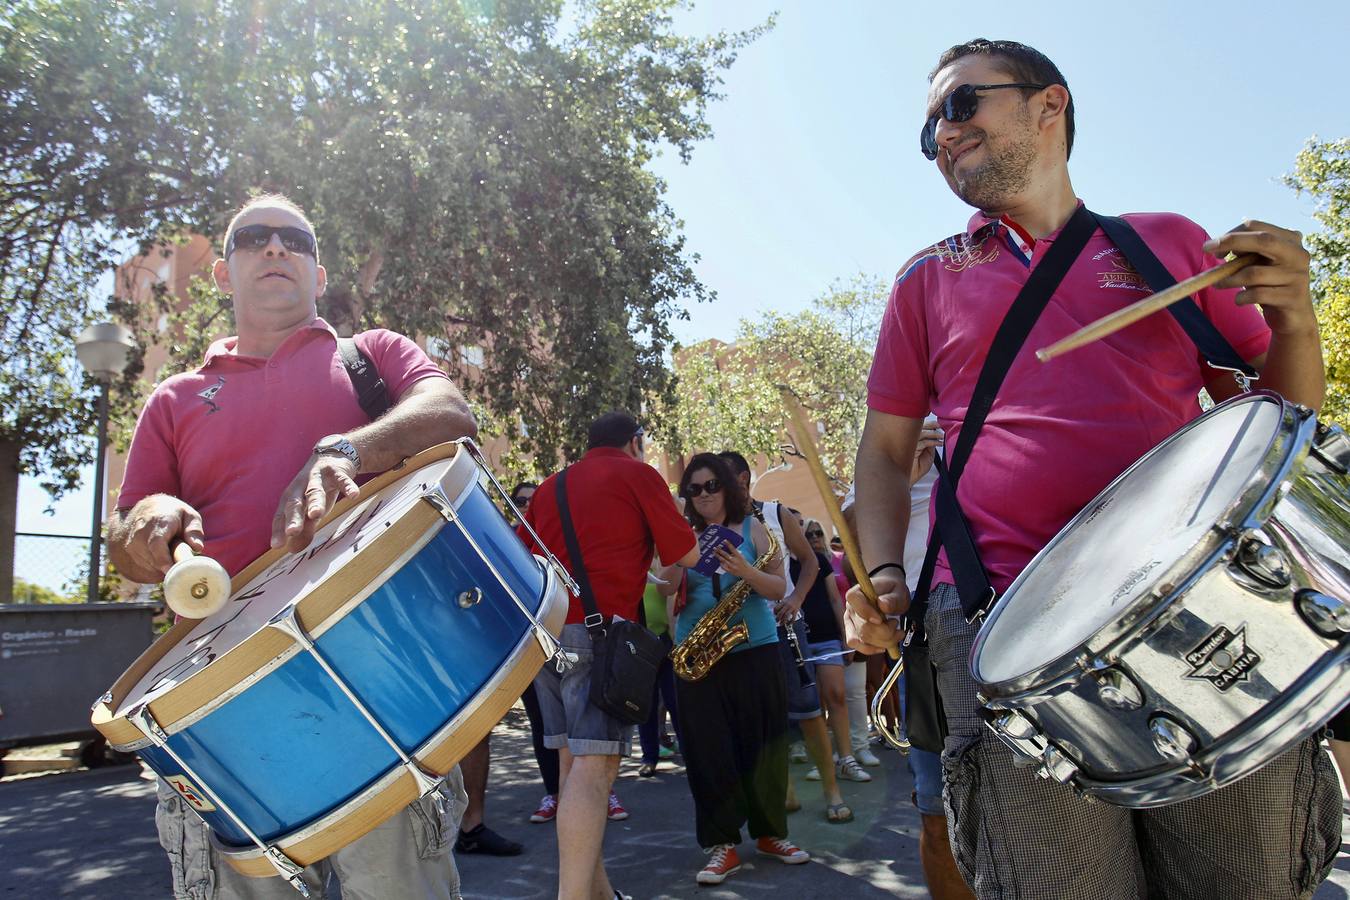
xmin=825 ymin=802 xmax=853 ymax=824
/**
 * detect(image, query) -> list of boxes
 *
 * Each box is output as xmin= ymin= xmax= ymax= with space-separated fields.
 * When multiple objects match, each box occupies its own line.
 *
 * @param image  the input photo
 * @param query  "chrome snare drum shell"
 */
xmin=972 ymin=393 xmax=1350 ymax=807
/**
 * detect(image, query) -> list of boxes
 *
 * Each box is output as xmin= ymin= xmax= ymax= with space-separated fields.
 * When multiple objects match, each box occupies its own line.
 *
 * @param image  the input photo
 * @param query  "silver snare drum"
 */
xmin=971 ymin=392 xmax=1350 ymax=808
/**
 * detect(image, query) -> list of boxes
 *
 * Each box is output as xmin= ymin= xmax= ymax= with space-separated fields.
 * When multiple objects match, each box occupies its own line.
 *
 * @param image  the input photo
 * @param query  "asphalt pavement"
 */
xmin=2 ymin=706 xmax=1347 ymax=899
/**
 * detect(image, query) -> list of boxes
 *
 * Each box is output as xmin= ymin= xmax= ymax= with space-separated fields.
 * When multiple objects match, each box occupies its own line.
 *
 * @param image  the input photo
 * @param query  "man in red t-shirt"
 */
xmin=522 ymin=411 xmax=698 ymax=900
xmin=845 ymin=39 xmax=1337 ymax=900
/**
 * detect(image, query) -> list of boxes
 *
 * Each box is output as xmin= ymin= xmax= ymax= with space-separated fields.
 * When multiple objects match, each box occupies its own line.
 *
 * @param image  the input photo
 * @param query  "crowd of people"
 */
xmin=105 ymin=33 xmax=1347 ymax=900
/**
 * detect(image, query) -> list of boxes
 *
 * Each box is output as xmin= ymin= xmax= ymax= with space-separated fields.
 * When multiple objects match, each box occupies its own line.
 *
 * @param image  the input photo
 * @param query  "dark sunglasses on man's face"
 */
xmin=920 ymin=82 xmax=1049 ymax=161
xmin=805 ymin=529 xmax=825 ymax=538
xmin=684 ymin=478 xmax=722 ymax=498
xmin=227 ymin=224 xmax=318 ymax=259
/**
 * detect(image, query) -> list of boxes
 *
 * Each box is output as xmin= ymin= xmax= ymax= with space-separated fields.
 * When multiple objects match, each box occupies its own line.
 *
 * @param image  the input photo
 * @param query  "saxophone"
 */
xmin=672 ymin=526 xmax=780 ymax=682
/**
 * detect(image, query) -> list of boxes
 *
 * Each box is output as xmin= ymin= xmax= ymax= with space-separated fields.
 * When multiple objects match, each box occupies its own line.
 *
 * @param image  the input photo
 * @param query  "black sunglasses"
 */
xmin=684 ymin=478 xmax=722 ymax=498
xmin=227 ymin=224 xmax=318 ymax=259
xmin=805 ymin=529 xmax=825 ymax=538
xmin=920 ymin=82 xmax=1048 ymax=161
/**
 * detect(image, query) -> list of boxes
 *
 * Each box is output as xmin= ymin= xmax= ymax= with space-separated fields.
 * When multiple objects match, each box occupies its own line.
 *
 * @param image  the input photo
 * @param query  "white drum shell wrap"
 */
xmin=972 ymin=394 xmax=1350 ymax=807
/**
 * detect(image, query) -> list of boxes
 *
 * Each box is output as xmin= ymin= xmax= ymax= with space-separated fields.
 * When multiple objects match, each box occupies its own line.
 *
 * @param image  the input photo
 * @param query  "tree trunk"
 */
xmin=0 ymin=440 xmax=19 ymax=604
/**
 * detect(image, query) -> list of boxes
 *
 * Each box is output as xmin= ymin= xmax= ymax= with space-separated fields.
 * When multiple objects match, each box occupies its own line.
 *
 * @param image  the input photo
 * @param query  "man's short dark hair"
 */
xmin=587 ymin=410 xmax=642 ymax=450
xmin=717 ymin=451 xmax=751 ymax=477
xmin=930 ymin=38 xmax=1074 ymax=160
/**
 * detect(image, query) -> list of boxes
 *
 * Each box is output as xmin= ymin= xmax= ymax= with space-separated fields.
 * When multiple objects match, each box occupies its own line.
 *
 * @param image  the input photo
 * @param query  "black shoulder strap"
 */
xmin=555 ymin=468 xmax=605 ymax=636
xmin=1090 ymin=212 xmax=1257 ymax=379
xmin=337 ymin=337 xmax=393 ymax=421
xmin=910 ymin=204 xmax=1099 ymax=630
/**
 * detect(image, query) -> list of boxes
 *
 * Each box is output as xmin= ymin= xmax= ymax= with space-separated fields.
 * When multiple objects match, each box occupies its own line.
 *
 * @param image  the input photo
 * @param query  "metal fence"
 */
xmin=12 ymin=532 xmax=94 ymax=603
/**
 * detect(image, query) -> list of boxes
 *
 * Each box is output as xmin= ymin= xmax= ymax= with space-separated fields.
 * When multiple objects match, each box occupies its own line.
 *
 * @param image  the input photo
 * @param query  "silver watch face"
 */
xmin=314 ymin=436 xmax=359 ymax=467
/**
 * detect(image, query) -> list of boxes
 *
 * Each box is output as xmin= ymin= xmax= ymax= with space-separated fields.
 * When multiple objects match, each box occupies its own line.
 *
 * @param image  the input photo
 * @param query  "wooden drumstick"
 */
xmin=163 ymin=542 xmax=230 ymax=619
xmin=1036 ymin=253 xmax=1257 ymax=362
xmin=782 ymin=394 xmax=902 ymax=661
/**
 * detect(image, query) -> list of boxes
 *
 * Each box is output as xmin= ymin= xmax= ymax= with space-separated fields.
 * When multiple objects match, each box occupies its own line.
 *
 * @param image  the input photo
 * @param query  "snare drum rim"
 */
xmin=92 ymin=443 xmax=470 ymax=746
xmin=971 ymin=392 xmax=1306 ymax=697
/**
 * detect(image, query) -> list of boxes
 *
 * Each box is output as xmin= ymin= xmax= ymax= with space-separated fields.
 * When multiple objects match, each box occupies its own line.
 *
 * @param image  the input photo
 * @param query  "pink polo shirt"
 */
xmin=117 ymin=319 xmax=448 ymax=577
xmin=867 ymin=207 xmax=1271 ymax=595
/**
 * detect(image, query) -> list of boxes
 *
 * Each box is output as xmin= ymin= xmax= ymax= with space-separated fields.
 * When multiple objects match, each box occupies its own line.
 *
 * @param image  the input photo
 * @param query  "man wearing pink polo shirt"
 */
xmin=109 ymin=194 xmax=475 ymax=900
xmin=845 ymin=39 xmax=1340 ymax=899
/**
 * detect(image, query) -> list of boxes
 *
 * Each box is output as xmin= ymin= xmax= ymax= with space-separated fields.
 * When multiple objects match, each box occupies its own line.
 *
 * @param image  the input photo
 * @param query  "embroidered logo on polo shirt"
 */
xmin=1095 ymin=249 xmax=1149 ymax=293
xmin=931 ymin=232 xmax=1000 ymax=273
xmin=197 ymin=376 xmax=226 ymax=414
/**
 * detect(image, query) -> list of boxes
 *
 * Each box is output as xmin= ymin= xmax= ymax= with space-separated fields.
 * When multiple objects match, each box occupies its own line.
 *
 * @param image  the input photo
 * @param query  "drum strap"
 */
xmin=1090 ymin=213 xmax=1258 ymax=382
xmin=337 ymin=337 xmax=393 ymax=421
xmin=910 ymin=204 xmax=1100 ymax=634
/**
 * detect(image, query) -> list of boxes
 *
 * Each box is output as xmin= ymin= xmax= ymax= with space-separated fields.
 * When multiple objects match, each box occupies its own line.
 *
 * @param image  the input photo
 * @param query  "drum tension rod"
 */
xmin=128 ymin=704 xmax=312 ymax=895
xmin=266 ymin=605 xmax=443 ymax=798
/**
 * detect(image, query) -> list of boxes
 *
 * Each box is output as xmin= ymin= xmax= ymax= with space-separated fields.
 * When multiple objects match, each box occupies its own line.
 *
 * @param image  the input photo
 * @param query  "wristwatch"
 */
xmin=312 ymin=434 xmax=361 ymax=470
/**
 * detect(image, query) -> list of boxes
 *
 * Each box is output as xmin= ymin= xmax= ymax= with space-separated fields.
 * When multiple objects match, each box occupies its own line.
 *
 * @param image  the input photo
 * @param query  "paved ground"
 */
xmin=2 ymin=707 xmax=1348 ymax=899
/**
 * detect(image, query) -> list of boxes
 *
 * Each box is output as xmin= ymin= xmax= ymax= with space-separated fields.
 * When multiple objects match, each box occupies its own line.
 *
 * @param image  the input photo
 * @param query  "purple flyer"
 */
xmin=694 ymin=524 xmax=744 ymax=576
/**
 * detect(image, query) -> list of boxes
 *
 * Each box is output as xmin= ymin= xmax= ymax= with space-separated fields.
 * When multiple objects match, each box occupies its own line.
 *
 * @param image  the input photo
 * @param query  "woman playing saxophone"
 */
xmin=666 ymin=452 xmax=812 ymax=886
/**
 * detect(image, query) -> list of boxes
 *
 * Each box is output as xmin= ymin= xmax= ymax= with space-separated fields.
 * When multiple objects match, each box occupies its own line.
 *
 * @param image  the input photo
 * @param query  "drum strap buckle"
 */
xmin=554 ymin=649 xmax=579 ymax=673
xmin=964 ymin=587 xmax=998 ymax=626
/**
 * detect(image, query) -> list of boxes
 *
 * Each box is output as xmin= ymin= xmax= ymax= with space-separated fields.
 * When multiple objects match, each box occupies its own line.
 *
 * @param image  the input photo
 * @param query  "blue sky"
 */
xmin=16 ymin=1 xmax=1349 ymax=578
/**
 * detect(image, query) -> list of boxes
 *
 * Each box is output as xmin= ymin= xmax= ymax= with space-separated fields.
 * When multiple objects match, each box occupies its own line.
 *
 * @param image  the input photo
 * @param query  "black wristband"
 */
xmin=867 ymin=562 xmax=906 ymax=580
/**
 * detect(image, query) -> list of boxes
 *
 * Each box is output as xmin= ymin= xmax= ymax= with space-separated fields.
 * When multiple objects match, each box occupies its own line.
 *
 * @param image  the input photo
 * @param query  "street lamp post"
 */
xmin=75 ymin=323 xmax=136 ymax=604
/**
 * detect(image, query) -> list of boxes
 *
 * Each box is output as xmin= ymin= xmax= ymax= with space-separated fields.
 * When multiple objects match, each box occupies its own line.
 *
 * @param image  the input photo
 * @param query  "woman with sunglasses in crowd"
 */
xmin=667 ymin=452 xmax=810 ymax=886
xmin=797 ymin=518 xmax=873 ymax=786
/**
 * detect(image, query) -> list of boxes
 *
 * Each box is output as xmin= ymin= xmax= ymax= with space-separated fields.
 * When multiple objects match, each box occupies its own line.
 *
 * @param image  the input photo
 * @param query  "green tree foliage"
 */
xmin=660 ymin=274 xmax=887 ymax=485
xmin=1285 ymin=136 xmax=1350 ymax=426
xmin=11 ymin=577 xmax=73 ymax=604
xmin=2 ymin=0 xmax=768 ymax=484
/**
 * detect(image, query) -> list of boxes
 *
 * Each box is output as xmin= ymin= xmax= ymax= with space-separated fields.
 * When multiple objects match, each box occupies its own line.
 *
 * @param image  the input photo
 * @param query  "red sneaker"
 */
xmin=529 ymin=794 xmax=557 ymax=824
xmin=607 ymin=791 xmax=629 ymax=821
xmin=755 ymin=836 xmax=809 ymax=864
xmin=696 ymin=844 xmax=741 ymax=884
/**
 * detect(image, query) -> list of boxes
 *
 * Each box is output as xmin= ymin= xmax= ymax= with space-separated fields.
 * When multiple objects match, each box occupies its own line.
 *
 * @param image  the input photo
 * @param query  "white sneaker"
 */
xmin=788 ymin=741 xmax=808 ymax=764
xmin=804 ymin=765 xmax=821 ymax=781
xmin=837 ymin=755 xmax=873 ymax=782
xmin=853 ymin=746 xmax=882 ymax=767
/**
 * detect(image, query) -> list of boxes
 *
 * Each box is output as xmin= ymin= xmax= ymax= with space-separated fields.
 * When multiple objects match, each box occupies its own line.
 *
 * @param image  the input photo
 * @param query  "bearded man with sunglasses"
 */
xmin=109 ymin=194 xmax=477 ymax=900
xmin=844 ymin=39 xmax=1340 ymax=899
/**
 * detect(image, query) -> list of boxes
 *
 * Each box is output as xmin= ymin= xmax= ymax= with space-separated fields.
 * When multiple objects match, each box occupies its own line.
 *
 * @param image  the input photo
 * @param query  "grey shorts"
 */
xmin=776 ymin=619 xmax=822 ymax=720
xmin=154 ymin=766 xmax=466 ymax=899
xmin=532 ymin=623 xmax=631 ymax=757
xmin=926 ymin=582 xmax=1343 ymax=900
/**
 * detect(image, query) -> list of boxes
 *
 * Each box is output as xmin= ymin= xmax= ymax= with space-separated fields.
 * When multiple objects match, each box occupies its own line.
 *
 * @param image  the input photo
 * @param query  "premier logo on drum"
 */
xmin=166 ymin=775 xmax=217 ymax=812
xmin=1184 ymin=625 xmax=1262 ymax=692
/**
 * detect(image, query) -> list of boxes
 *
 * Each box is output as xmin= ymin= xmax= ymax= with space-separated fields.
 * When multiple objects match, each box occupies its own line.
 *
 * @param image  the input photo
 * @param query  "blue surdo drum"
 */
xmin=92 ymin=441 xmax=571 ymax=884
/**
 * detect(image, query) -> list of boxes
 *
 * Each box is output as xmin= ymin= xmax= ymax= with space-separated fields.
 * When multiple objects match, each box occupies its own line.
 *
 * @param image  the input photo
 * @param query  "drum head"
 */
xmin=974 ymin=396 xmax=1284 ymax=686
xmin=115 ymin=450 xmax=477 ymax=716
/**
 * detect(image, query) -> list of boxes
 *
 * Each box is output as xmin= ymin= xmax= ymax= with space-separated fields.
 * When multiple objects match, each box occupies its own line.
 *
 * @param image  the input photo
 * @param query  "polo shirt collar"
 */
xmin=201 ymin=317 xmax=338 ymax=368
xmin=966 ymin=199 xmax=1087 ymax=263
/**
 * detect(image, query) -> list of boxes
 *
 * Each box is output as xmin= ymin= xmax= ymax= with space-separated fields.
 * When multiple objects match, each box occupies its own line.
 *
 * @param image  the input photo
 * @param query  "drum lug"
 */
xmin=1091 ymin=665 xmax=1144 ymax=711
xmin=1149 ymin=714 xmax=1198 ymax=764
xmin=457 ymin=587 xmax=483 ymax=609
xmin=1039 ymin=744 xmax=1079 ymax=784
xmin=1296 ymin=589 xmax=1350 ymax=637
xmin=990 ymin=708 xmax=1039 ymax=741
xmin=1232 ymin=530 xmax=1291 ymax=588
xmin=1311 ymin=421 xmax=1350 ymax=473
